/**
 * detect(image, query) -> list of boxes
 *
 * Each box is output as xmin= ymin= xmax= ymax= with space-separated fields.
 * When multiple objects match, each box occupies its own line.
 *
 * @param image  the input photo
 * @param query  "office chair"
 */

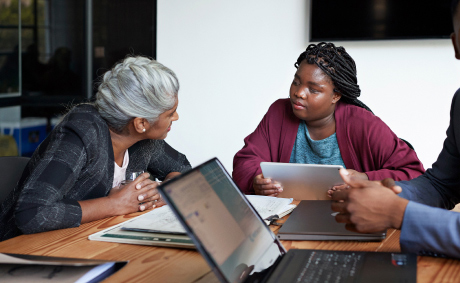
xmin=0 ymin=156 xmax=30 ymax=204
xmin=400 ymin=138 xmax=414 ymax=150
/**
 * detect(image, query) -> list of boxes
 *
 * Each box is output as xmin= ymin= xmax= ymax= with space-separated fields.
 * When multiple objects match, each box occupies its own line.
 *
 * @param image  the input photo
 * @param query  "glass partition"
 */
xmin=0 ymin=0 xmax=156 ymax=157
xmin=0 ymin=0 xmax=21 ymax=97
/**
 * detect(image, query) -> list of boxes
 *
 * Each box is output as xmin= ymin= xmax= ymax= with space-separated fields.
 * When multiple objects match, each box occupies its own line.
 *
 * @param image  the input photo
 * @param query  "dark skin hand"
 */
xmin=108 ymin=172 xmax=160 ymax=213
xmin=79 ymin=172 xmax=179 ymax=224
xmin=331 ymin=169 xmax=408 ymax=233
xmin=327 ymin=169 xmax=368 ymax=197
xmin=253 ymin=173 xmax=283 ymax=196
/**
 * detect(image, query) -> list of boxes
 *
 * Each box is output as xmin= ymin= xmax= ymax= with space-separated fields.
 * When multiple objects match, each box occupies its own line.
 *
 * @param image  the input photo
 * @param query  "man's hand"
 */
xmin=253 ymin=173 xmax=283 ymax=196
xmin=331 ymin=169 xmax=408 ymax=233
xmin=327 ymin=169 xmax=368 ymax=197
xmin=380 ymin=177 xmax=402 ymax=194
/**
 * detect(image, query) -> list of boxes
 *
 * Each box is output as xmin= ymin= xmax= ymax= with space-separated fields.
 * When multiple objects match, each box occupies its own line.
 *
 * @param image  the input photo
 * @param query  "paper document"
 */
xmin=245 ymin=195 xmax=296 ymax=224
xmin=122 ymin=205 xmax=186 ymax=234
xmin=99 ymin=195 xmax=296 ymax=245
xmin=89 ymin=211 xmax=195 ymax=249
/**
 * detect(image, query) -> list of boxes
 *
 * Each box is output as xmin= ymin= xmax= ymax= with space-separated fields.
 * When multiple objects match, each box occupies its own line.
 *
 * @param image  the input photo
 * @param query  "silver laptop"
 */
xmin=277 ymin=200 xmax=386 ymax=241
xmin=158 ymin=158 xmax=416 ymax=283
xmin=260 ymin=162 xmax=343 ymax=200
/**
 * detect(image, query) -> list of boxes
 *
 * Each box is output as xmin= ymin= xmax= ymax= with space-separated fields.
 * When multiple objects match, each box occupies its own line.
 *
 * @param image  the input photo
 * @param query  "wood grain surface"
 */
xmin=0 ymin=206 xmax=459 ymax=282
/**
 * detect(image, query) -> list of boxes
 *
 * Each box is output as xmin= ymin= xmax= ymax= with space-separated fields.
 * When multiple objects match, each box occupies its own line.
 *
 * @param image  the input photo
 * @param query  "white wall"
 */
xmin=157 ymin=0 xmax=460 ymax=173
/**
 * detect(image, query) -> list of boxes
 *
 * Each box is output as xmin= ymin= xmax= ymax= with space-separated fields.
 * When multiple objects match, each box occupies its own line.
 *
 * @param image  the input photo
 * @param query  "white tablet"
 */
xmin=260 ymin=162 xmax=344 ymax=200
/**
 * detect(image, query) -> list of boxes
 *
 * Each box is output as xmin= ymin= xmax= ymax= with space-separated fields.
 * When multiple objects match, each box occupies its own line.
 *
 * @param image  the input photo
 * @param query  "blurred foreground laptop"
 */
xmin=158 ymin=158 xmax=416 ymax=283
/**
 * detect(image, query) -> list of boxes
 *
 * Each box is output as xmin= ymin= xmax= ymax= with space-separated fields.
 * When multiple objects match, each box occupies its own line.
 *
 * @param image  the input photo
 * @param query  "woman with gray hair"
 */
xmin=0 ymin=56 xmax=191 ymax=241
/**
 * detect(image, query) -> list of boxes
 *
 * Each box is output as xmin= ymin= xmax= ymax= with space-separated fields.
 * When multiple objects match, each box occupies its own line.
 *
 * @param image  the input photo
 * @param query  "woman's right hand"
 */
xmin=253 ymin=173 xmax=283 ymax=196
xmin=108 ymin=172 xmax=159 ymax=214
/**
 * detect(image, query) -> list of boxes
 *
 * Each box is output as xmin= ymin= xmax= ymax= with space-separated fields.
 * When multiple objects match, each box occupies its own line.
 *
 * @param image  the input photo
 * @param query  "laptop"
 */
xmin=277 ymin=200 xmax=386 ymax=241
xmin=158 ymin=158 xmax=416 ymax=283
xmin=260 ymin=162 xmax=343 ymax=200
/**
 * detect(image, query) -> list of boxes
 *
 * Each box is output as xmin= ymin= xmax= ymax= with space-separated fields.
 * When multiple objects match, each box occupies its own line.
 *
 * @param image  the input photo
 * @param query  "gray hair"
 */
xmin=94 ymin=56 xmax=179 ymax=134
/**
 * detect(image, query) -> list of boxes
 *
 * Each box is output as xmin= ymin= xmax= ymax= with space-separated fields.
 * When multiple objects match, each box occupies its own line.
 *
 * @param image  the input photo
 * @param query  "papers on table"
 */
xmin=88 ymin=211 xmax=194 ymax=249
xmin=121 ymin=196 xmax=296 ymax=234
xmin=121 ymin=205 xmax=186 ymax=234
xmin=245 ymin=195 xmax=296 ymax=224
xmin=89 ymin=195 xmax=296 ymax=248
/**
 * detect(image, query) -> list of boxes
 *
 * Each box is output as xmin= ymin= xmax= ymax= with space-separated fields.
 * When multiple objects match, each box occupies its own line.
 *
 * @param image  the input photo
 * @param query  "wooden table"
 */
xmin=0 ymin=210 xmax=459 ymax=282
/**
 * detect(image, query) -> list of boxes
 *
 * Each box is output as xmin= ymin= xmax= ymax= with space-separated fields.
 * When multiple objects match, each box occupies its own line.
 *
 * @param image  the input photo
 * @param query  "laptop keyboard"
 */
xmin=295 ymin=251 xmax=365 ymax=283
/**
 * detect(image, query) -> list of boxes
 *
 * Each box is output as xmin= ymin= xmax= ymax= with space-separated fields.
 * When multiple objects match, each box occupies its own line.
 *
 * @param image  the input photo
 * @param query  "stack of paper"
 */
xmin=121 ymin=206 xmax=186 ymax=234
xmin=88 ymin=206 xmax=194 ymax=249
xmin=245 ymin=195 xmax=297 ymax=224
xmin=89 ymin=196 xmax=296 ymax=247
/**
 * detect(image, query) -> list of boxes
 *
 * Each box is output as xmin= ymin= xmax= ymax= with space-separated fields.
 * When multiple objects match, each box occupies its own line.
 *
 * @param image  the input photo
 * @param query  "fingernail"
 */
xmin=275 ymin=184 xmax=281 ymax=189
xmin=136 ymin=184 xmax=141 ymax=189
xmin=278 ymin=188 xmax=283 ymax=192
xmin=138 ymin=195 xmax=144 ymax=201
xmin=152 ymin=204 xmax=156 ymax=208
xmin=140 ymin=205 xmax=145 ymax=211
xmin=341 ymin=168 xmax=349 ymax=175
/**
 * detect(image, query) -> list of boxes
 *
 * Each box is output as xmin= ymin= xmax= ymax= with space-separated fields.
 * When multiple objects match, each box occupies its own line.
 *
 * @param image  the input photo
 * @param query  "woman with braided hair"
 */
xmin=233 ymin=42 xmax=424 ymax=196
xmin=0 ymin=56 xmax=191 ymax=241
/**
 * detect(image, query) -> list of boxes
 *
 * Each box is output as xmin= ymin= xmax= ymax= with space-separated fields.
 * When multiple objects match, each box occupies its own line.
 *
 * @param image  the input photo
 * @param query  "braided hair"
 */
xmin=295 ymin=42 xmax=372 ymax=113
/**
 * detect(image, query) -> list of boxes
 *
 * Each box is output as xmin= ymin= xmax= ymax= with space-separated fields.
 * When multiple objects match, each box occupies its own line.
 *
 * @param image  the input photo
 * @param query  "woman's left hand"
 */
xmin=327 ymin=169 xmax=368 ymax=197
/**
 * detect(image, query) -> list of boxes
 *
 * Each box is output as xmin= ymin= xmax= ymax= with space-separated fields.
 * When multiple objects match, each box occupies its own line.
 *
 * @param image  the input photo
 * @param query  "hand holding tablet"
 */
xmin=252 ymin=173 xmax=284 ymax=196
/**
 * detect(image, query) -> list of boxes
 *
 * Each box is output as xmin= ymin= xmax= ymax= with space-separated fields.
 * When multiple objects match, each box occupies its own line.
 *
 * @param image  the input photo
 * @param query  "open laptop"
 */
xmin=260 ymin=162 xmax=343 ymax=200
xmin=158 ymin=158 xmax=416 ymax=283
xmin=277 ymin=200 xmax=386 ymax=241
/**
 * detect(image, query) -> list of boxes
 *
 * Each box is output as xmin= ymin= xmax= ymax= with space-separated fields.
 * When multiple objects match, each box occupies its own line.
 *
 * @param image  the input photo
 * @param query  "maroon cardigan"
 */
xmin=232 ymin=99 xmax=425 ymax=194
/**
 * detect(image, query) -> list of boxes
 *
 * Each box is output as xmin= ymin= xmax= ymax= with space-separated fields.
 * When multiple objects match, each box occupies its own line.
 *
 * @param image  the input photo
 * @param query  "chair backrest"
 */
xmin=400 ymin=138 xmax=414 ymax=150
xmin=0 ymin=156 xmax=30 ymax=204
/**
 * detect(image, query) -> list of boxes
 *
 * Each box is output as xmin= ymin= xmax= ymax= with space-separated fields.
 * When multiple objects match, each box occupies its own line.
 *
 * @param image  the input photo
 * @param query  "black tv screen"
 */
xmin=310 ymin=0 xmax=453 ymax=41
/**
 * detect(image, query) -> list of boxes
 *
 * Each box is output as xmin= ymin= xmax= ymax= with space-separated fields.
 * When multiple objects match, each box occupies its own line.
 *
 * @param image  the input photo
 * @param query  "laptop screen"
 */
xmin=159 ymin=159 xmax=284 ymax=283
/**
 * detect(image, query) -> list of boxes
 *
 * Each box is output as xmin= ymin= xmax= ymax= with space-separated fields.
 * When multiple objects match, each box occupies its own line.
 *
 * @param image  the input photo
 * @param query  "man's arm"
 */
xmin=331 ymin=169 xmax=408 ymax=233
xmin=332 ymin=88 xmax=460 ymax=257
xmin=397 ymin=171 xmax=460 ymax=210
xmin=331 ymin=170 xmax=460 ymax=258
xmin=399 ymin=202 xmax=460 ymax=258
xmin=396 ymin=91 xmax=460 ymax=208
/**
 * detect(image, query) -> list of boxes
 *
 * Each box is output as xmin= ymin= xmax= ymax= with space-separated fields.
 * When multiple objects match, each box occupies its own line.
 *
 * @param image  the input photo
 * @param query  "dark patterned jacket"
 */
xmin=0 ymin=104 xmax=191 ymax=241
